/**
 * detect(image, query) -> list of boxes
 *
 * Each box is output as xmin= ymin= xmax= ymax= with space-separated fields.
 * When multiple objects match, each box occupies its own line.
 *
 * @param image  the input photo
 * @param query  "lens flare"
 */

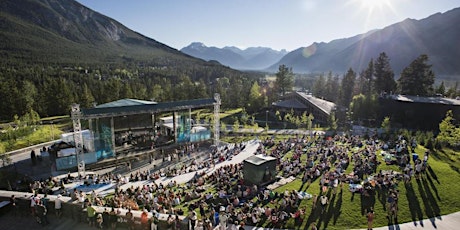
xmin=302 ymin=44 xmax=317 ymax=58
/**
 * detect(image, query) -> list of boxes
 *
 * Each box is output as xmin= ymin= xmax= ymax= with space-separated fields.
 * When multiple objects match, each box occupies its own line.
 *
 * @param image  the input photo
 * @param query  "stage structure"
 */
xmin=71 ymin=104 xmax=85 ymax=176
xmin=66 ymin=94 xmax=221 ymax=172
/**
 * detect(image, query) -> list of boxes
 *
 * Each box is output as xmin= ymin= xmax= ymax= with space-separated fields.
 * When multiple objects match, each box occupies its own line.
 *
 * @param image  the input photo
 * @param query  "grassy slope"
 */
xmin=0 ymin=125 xmax=63 ymax=153
xmin=271 ymin=145 xmax=460 ymax=230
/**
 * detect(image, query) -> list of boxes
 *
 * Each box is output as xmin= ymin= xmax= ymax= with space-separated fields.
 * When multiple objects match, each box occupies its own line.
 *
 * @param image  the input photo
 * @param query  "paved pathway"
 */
xmin=355 ymin=211 xmax=460 ymax=230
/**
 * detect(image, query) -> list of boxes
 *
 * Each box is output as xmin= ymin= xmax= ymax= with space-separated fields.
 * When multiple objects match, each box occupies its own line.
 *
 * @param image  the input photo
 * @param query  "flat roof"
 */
xmin=272 ymin=99 xmax=307 ymax=109
xmin=388 ymin=94 xmax=460 ymax=106
xmin=96 ymin=99 xmax=157 ymax=108
xmin=297 ymin=92 xmax=336 ymax=115
xmin=244 ymin=154 xmax=276 ymax=165
xmin=81 ymin=98 xmax=216 ymax=119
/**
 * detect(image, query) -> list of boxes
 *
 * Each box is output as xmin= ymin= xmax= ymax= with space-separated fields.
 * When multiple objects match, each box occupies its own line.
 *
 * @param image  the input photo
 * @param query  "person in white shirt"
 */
xmin=320 ymin=195 xmax=328 ymax=213
xmin=30 ymin=195 xmax=37 ymax=216
xmin=55 ymin=194 xmax=63 ymax=218
xmin=219 ymin=211 xmax=229 ymax=230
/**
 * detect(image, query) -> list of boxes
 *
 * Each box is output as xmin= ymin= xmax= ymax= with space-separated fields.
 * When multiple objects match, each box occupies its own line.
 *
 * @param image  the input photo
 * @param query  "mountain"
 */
xmin=181 ymin=43 xmax=287 ymax=70
xmin=269 ymin=8 xmax=460 ymax=78
xmin=0 ymin=0 xmax=219 ymax=67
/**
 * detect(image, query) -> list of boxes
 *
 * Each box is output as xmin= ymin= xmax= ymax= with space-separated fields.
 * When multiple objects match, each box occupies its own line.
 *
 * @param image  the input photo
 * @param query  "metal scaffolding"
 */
xmin=71 ymin=104 xmax=85 ymax=177
xmin=213 ymin=93 xmax=221 ymax=146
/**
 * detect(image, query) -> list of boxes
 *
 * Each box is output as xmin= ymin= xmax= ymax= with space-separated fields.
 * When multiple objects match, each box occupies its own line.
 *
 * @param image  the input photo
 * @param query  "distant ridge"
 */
xmin=268 ymin=7 xmax=460 ymax=78
xmin=0 ymin=0 xmax=218 ymax=67
xmin=181 ymin=42 xmax=287 ymax=70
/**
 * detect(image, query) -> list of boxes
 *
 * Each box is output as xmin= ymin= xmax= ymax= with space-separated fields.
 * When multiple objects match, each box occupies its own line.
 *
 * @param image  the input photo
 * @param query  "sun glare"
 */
xmin=347 ymin=0 xmax=397 ymax=30
xmin=358 ymin=0 xmax=392 ymax=13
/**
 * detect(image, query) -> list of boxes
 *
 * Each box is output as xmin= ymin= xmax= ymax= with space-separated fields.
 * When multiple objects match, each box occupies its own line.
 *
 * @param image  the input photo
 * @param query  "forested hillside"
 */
xmin=0 ymin=0 xmax=263 ymax=121
xmin=0 ymin=64 xmax=260 ymax=121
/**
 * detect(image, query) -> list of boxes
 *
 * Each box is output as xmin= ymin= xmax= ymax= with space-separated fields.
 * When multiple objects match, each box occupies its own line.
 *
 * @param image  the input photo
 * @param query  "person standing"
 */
xmin=10 ymin=195 xmax=18 ymax=216
xmin=96 ymin=213 xmax=104 ymax=229
xmin=219 ymin=210 xmax=229 ymax=230
xmin=55 ymin=194 xmax=63 ymax=219
xmin=320 ymin=194 xmax=328 ymax=213
xmin=141 ymin=209 xmax=149 ymax=230
xmin=150 ymin=212 xmax=159 ymax=230
xmin=35 ymin=199 xmax=49 ymax=226
xmin=102 ymin=208 xmax=110 ymax=229
xmin=30 ymin=194 xmax=37 ymax=217
xmin=125 ymin=208 xmax=135 ymax=230
xmin=188 ymin=210 xmax=197 ymax=230
xmin=174 ymin=215 xmax=181 ymax=230
xmin=167 ymin=214 xmax=175 ymax=230
xmin=109 ymin=207 xmax=118 ymax=230
xmin=87 ymin=203 xmax=97 ymax=227
xmin=367 ymin=207 xmax=375 ymax=230
xmin=31 ymin=150 xmax=37 ymax=166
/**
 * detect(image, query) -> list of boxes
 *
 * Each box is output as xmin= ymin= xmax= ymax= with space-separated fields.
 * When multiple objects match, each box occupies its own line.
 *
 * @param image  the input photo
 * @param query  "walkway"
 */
xmin=355 ymin=211 xmax=460 ymax=230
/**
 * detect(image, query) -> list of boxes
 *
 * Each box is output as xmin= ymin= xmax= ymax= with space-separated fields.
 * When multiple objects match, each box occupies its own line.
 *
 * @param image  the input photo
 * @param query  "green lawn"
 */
xmin=171 ymin=135 xmax=459 ymax=229
xmin=269 ymin=144 xmax=460 ymax=229
xmin=0 ymin=125 xmax=62 ymax=153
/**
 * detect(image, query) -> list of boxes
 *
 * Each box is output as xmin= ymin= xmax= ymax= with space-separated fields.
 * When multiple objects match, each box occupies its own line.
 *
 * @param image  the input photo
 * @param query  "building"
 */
xmin=379 ymin=94 xmax=460 ymax=130
xmin=58 ymin=95 xmax=220 ymax=171
xmin=272 ymin=91 xmax=336 ymax=125
xmin=243 ymin=155 xmax=277 ymax=186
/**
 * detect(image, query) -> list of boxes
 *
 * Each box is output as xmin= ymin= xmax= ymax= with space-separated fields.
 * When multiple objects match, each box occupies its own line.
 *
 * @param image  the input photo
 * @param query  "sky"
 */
xmin=76 ymin=0 xmax=460 ymax=52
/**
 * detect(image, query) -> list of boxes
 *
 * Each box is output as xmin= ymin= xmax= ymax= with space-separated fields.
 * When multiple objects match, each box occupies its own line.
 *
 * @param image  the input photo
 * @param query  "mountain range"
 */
xmin=0 ymin=0 xmax=224 ymax=69
xmin=268 ymin=7 xmax=460 ymax=77
xmin=182 ymin=8 xmax=460 ymax=78
xmin=1 ymin=0 xmax=459 ymax=80
xmin=181 ymin=42 xmax=287 ymax=70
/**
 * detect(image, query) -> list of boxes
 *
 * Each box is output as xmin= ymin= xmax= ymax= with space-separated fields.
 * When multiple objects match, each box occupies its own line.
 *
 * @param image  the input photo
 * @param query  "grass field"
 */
xmin=267 ymin=144 xmax=460 ymax=229
xmin=155 ymin=135 xmax=460 ymax=230
xmin=0 ymin=125 xmax=63 ymax=154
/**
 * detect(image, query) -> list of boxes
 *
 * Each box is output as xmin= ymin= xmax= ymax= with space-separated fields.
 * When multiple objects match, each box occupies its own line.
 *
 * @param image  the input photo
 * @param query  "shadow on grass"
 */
xmin=360 ymin=190 xmax=376 ymax=216
xmin=427 ymin=165 xmax=440 ymax=184
xmin=304 ymin=189 xmax=344 ymax=230
xmin=425 ymin=171 xmax=441 ymax=201
xmin=322 ymin=192 xmax=337 ymax=229
xmin=376 ymin=187 xmax=388 ymax=211
xmin=405 ymin=182 xmax=424 ymax=227
xmin=415 ymin=177 xmax=442 ymax=229
xmin=332 ymin=190 xmax=343 ymax=225
xmin=304 ymin=203 xmax=321 ymax=230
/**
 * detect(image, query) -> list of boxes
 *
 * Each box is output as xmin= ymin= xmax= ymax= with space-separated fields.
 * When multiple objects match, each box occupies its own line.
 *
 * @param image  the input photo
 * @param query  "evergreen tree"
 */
xmin=374 ymin=52 xmax=396 ymax=94
xmin=398 ymin=54 xmax=435 ymax=96
xmin=362 ymin=59 xmax=374 ymax=96
xmin=437 ymin=110 xmax=460 ymax=147
xmin=20 ymin=80 xmax=38 ymax=114
xmin=381 ymin=116 xmax=391 ymax=136
xmin=445 ymin=82 xmax=458 ymax=98
xmin=313 ymin=73 xmax=326 ymax=98
xmin=247 ymin=81 xmax=263 ymax=113
xmin=328 ymin=112 xmax=338 ymax=131
xmin=436 ymin=81 xmax=446 ymax=96
xmin=275 ymin=64 xmax=294 ymax=97
xmin=323 ymin=72 xmax=334 ymax=101
xmin=339 ymin=68 xmax=356 ymax=107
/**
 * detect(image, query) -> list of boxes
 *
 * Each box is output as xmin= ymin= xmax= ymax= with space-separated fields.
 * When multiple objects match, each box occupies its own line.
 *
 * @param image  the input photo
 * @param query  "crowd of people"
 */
xmin=23 ymin=131 xmax=433 ymax=229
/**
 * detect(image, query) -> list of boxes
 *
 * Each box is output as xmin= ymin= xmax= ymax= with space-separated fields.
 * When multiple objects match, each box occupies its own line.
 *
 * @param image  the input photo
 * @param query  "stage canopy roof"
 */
xmin=80 ymin=98 xmax=216 ymax=119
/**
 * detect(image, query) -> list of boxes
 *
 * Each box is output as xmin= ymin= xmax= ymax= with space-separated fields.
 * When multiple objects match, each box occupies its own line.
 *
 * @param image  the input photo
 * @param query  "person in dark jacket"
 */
xmin=35 ymin=199 xmax=49 ymax=226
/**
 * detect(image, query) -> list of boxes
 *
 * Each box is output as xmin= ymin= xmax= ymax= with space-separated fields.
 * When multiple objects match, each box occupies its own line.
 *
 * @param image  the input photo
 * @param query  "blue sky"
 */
xmin=76 ymin=0 xmax=460 ymax=51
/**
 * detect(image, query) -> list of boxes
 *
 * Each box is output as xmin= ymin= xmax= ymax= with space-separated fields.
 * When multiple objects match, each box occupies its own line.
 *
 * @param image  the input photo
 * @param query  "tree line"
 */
xmin=309 ymin=53 xmax=458 ymax=124
xmin=0 ymin=63 xmax=262 ymax=121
